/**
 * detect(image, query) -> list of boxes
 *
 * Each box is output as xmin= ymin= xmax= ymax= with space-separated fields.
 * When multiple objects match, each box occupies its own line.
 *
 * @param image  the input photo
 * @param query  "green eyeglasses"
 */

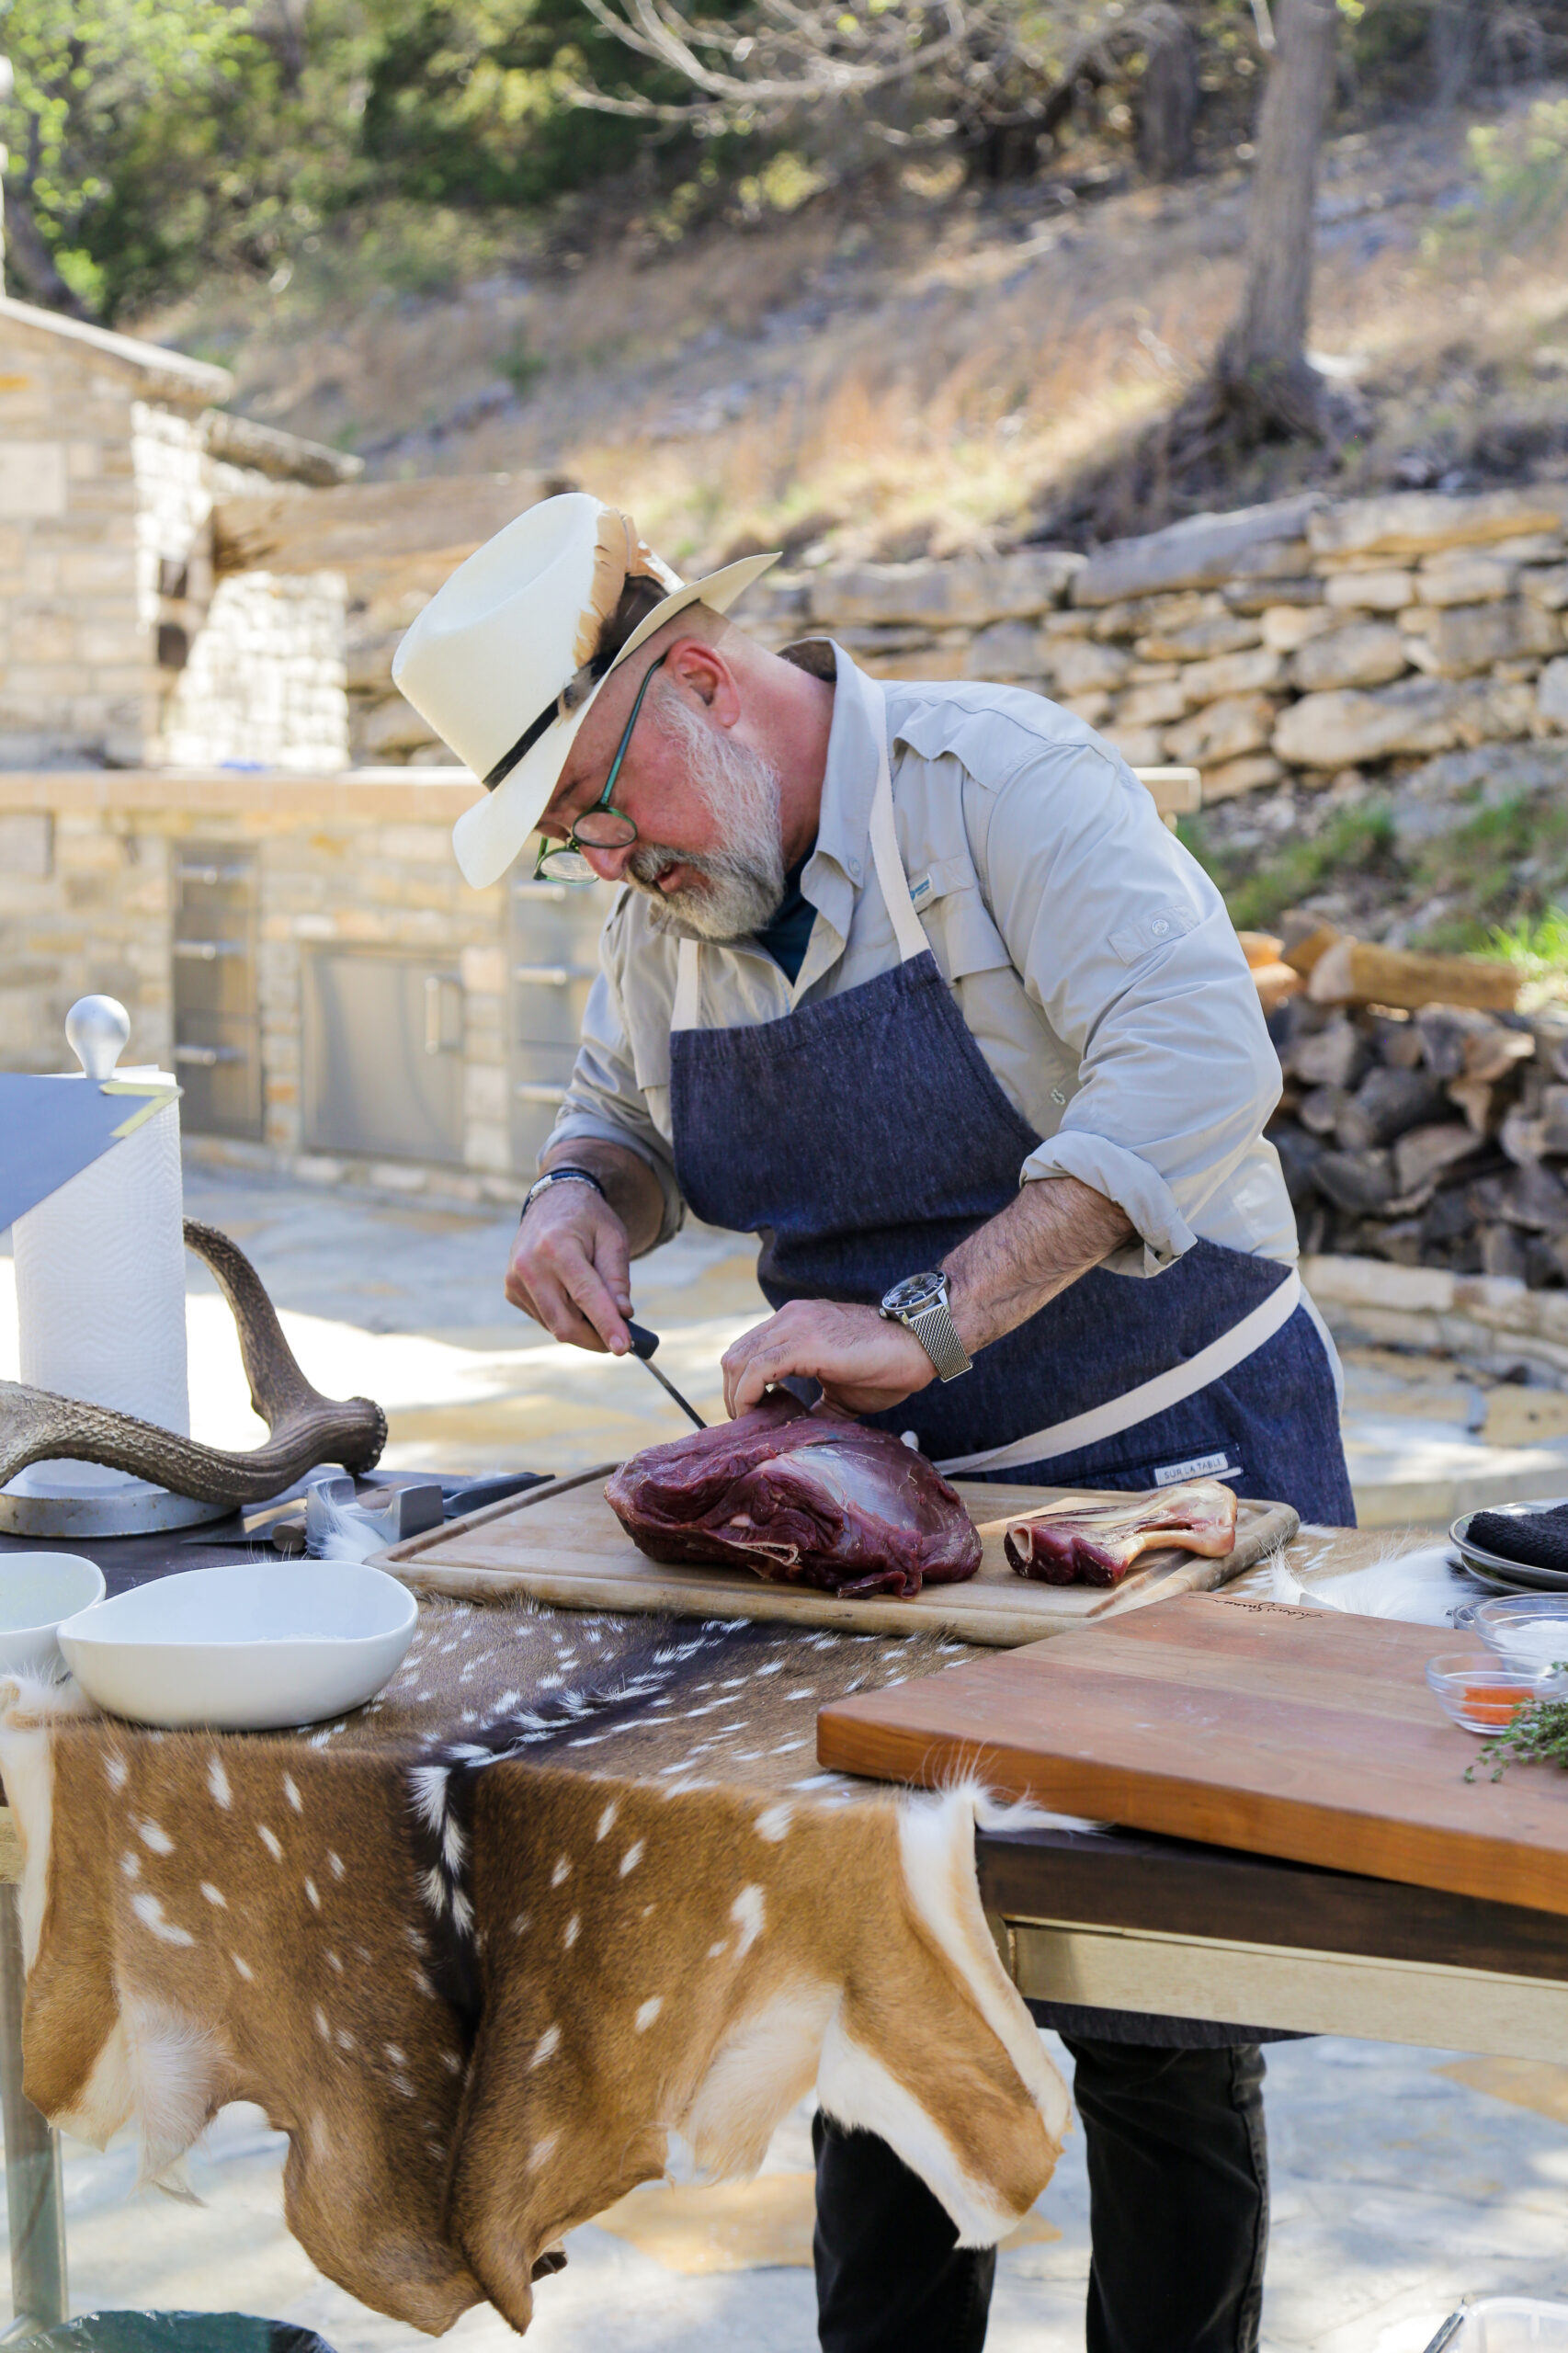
xmin=534 ymin=653 xmax=667 ymax=886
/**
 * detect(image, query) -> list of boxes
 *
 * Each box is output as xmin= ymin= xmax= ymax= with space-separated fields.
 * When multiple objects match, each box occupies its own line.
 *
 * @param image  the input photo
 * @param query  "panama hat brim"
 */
xmin=450 ymin=551 xmax=781 ymax=891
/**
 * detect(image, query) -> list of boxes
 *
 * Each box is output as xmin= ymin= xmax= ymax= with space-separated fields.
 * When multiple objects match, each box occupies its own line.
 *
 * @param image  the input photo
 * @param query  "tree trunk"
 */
xmin=1429 ymin=0 xmax=1485 ymax=108
xmin=0 ymin=187 xmax=92 ymax=319
xmin=1213 ymin=0 xmax=1337 ymax=439
xmin=1135 ymin=5 xmax=1197 ymax=183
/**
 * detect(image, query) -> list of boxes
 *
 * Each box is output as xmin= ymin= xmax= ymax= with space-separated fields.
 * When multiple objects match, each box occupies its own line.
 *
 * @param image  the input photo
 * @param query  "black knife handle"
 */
xmin=625 ymin=1319 xmax=659 ymax=1360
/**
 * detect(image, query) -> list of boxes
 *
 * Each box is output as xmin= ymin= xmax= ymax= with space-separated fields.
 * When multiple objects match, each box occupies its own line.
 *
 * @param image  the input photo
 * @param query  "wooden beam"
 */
xmin=1307 ymin=938 xmax=1519 ymax=1014
xmin=211 ymin=471 xmax=574 ymax=579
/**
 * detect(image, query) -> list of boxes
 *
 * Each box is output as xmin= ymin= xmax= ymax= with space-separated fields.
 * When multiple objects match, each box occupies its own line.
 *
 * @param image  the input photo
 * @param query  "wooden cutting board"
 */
xmin=817 ymin=1593 xmax=1568 ymax=1914
xmin=376 ymin=1472 xmax=1297 ymax=1647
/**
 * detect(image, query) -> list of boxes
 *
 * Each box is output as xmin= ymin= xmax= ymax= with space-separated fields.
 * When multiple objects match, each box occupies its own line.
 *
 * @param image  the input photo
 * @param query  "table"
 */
xmin=0 ymin=1479 xmax=423 ymax=2338
xmin=974 ymin=1820 xmax=1568 ymax=2057
xmin=4 ymin=1512 xmax=1566 ymax=2341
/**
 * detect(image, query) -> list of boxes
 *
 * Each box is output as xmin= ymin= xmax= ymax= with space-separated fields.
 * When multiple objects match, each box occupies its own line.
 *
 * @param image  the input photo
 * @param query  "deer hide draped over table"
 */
xmin=0 ymin=1607 xmax=1067 ymax=2337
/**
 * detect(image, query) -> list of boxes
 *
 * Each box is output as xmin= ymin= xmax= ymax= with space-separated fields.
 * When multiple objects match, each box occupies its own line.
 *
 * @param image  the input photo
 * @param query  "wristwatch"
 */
xmin=879 ymin=1271 xmax=972 ymax=1382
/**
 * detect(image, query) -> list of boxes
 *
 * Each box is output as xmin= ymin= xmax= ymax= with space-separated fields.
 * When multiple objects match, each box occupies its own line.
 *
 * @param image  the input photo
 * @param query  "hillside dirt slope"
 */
xmin=151 ymin=86 xmax=1568 ymax=575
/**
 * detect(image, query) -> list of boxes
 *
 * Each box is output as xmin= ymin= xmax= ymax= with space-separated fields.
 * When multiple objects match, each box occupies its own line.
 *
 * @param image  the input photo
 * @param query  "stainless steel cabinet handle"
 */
xmin=174 ymin=1043 xmax=243 ymax=1066
xmin=173 ymin=939 xmax=245 ymax=961
xmin=176 ymin=864 xmax=252 ymax=886
xmin=515 ymin=1082 xmax=567 ymax=1105
xmin=512 ymin=881 xmax=569 ymax=904
xmin=424 ymin=973 xmax=463 ymax=1055
xmin=513 ymin=964 xmax=596 ymax=987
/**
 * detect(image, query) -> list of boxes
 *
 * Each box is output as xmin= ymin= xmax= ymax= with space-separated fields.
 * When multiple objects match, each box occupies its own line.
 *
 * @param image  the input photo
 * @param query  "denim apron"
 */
xmin=666 ymin=682 xmax=1353 ymax=1529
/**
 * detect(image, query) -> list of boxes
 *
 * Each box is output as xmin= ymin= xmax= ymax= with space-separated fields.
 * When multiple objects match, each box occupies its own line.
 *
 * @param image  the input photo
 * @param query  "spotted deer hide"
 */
xmin=0 ymin=1603 xmax=1068 ymax=2336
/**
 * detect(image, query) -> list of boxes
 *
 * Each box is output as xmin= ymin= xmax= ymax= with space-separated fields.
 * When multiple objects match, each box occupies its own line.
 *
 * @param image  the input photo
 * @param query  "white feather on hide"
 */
xmin=1267 ymin=1541 xmax=1481 ymax=1626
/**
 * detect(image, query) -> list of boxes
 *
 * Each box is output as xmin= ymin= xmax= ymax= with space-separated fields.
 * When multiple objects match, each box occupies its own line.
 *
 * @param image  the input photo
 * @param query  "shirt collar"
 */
xmin=778 ymin=638 xmax=883 ymax=949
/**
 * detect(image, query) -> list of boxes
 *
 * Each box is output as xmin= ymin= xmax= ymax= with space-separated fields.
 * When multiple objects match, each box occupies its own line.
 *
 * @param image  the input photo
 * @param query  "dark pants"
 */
xmin=813 ymin=2036 xmax=1269 ymax=2353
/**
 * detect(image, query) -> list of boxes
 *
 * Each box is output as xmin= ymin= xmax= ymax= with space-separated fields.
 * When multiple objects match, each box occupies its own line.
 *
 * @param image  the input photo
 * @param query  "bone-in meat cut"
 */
xmin=1003 ymin=1480 xmax=1238 ymax=1587
xmin=605 ymin=1395 xmax=983 ymax=1597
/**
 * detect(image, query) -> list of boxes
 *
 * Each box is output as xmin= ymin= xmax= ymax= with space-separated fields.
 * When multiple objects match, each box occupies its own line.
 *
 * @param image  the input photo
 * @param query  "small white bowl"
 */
xmin=58 ymin=1561 xmax=417 ymax=1731
xmin=0 ymin=1552 xmax=107 ymax=1677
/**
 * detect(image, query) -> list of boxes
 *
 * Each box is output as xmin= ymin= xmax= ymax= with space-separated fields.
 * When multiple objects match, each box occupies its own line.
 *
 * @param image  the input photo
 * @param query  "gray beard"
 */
xmin=627 ymin=697 xmax=787 ymax=943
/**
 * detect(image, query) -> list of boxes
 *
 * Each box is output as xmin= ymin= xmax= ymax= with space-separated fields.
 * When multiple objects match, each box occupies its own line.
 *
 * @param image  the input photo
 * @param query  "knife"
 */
xmin=624 ymin=1319 xmax=708 ymax=1429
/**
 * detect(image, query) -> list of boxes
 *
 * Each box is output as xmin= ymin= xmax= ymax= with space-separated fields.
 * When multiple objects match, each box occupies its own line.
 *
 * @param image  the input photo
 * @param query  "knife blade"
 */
xmin=624 ymin=1319 xmax=708 ymax=1429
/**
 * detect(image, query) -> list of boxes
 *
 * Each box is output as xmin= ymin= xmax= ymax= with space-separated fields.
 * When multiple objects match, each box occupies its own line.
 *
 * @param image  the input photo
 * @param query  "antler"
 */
xmin=0 ymin=1221 xmax=387 ymax=1507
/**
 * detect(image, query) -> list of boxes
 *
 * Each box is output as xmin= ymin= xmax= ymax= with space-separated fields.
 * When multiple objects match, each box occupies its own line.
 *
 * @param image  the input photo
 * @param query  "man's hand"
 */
xmin=722 ymin=1300 xmax=935 ymax=1418
xmin=507 ymin=1184 xmax=637 ymax=1355
xmin=506 ymin=1139 xmax=668 ymax=1354
xmin=720 ymin=1176 xmax=1133 ymax=1420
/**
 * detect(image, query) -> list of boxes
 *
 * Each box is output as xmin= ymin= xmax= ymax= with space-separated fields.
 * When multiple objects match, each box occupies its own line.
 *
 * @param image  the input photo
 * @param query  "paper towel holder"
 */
xmin=65 ymin=994 xmax=132 ymax=1083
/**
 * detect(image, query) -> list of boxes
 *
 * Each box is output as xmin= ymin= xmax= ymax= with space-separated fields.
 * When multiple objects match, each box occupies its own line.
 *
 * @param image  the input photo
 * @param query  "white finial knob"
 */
xmin=65 ymin=995 xmax=131 ymax=1082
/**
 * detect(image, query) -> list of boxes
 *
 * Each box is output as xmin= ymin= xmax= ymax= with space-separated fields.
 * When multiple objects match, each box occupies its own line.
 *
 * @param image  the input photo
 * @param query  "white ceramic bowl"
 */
xmin=58 ymin=1561 xmax=417 ymax=1731
xmin=0 ymin=1552 xmax=107 ymax=1677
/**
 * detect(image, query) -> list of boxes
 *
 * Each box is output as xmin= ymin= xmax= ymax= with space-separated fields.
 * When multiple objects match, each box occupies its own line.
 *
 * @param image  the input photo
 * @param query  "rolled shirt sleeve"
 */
xmin=973 ymin=739 xmax=1283 ymax=1275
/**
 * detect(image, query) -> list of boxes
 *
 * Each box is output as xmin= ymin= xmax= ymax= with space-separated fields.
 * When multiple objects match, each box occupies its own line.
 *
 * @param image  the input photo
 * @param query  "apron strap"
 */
xmin=867 ymin=711 xmax=928 ymax=966
xmin=669 ymin=679 xmax=922 ymax=1034
xmin=673 ymin=937 xmax=700 ymax=1031
xmin=936 ymin=1266 xmax=1302 ymax=1478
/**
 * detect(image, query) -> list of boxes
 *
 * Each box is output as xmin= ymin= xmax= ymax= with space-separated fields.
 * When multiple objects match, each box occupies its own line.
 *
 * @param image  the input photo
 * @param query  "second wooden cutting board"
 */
xmin=816 ymin=1593 xmax=1568 ymax=1915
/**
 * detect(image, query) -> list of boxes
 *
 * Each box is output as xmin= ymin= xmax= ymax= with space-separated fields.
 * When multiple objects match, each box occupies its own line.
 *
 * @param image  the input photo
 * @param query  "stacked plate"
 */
xmin=1451 ymin=1498 xmax=1568 ymax=1593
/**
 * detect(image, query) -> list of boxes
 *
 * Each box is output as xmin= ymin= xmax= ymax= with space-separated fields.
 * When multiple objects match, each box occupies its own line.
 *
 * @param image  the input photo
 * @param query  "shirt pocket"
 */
xmin=913 ymin=866 xmax=1013 ymax=983
xmin=1107 ymin=900 xmax=1201 ymax=966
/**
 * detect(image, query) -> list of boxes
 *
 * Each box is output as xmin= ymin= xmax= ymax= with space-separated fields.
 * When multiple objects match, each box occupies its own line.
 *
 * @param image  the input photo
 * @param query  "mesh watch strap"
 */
xmin=903 ymin=1296 xmax=972 ymax=1383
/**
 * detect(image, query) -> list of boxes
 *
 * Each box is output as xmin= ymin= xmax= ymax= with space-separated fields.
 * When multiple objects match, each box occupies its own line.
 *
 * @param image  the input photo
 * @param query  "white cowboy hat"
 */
xmin=392 ymin=492 xmax=779 ymax=889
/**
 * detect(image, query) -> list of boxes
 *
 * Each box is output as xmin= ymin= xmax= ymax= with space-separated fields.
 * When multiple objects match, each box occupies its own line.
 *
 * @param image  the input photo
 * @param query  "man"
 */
xmin=395 ymin=490 xmax=1354 ymax=2353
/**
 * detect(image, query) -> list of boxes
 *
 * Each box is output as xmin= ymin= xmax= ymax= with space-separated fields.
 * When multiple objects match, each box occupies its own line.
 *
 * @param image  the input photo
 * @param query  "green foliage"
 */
xmin=0 ymin=0 xmax=283 ymax=314
xmin=354 ymin=0 xmax=697 ymax=212
xmin=0 ymin=0 xmax=1510 ymax=324
xmin=0 ymin=0 xmax=715 ymax=319
xmin=1177 ymin=801 xmax=1399 ymax=935
xmin=1468 ymin=1689 xmax=1568 ymax=1783
xmin=1406 ymin=796 xmax=1568 ymax=948
xmin=498 ymin=324 xmax=547 ymax=392
xmin=1470 ymin=99 xmax=1568 ymax=242
xmin=1423 ymin=98 xmax=1568 ymax=266
xmin=1484 ymin=904 xmax=1568 ymax=982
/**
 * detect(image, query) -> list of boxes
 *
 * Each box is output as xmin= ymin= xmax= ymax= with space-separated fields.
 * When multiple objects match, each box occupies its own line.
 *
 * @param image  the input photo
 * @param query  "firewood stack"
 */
xmin=1256 ymin=919 xmax=1568 ymax=1286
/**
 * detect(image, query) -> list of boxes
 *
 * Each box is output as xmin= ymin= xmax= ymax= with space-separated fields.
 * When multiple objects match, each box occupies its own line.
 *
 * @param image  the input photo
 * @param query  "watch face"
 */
xmin=884 ymin=1271 xmax=945 ymax=1317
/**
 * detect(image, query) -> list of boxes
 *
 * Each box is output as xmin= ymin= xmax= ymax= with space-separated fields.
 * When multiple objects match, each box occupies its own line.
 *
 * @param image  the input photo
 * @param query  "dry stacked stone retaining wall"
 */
xmin=296 ymin=481 xmax=1568 ymax=787
xmin=735 ymin=485 xmax=1568 ymax=794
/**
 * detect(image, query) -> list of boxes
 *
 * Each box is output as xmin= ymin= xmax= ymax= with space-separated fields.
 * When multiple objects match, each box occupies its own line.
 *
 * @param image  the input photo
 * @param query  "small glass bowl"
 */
xmin=1426 ymin=1653 xmax=1568 ymax=1735
xmin=1472 ymin=1596 xmax=1568 ymax=1672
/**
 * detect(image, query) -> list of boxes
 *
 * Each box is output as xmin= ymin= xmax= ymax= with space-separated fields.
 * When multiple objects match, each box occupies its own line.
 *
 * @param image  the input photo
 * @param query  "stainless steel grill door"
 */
xmin=509 ymin=878 xmax=613 ymax=1175
xmin=302 ymin=949 xmax=465 ymax=1164
xmin=173 ymin=847 xmax=262 ymax=1139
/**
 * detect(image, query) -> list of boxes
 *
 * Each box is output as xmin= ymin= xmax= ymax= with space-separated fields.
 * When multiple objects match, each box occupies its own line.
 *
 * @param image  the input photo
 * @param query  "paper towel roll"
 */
xmin=12 ymin=1083 xmax=189 ymax=1493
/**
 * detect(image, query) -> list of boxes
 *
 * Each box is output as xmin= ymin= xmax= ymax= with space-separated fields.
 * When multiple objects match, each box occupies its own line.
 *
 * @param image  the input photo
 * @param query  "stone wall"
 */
xmin=159 ymin=572 xmax=349 ymax=773
xmin=0 ymin=768 xmax=520 ymax=1205
xmin=207 ymin=472 xmax=573 ymax=767
xmin=740 ymin=485 xmax=1568 ymax=798
xmin=0 ymin=295 xmax=357 ymax=774
xmin=0 ymin=308 xmax=215 ymax=766
xmin=330 ymin=480 xmax=1568 ymax=789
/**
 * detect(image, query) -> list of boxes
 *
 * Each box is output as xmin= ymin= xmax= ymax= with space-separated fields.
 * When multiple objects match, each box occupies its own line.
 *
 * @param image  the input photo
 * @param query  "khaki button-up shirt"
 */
xmin=546 ymin=642 xmax=1297 ymax=1281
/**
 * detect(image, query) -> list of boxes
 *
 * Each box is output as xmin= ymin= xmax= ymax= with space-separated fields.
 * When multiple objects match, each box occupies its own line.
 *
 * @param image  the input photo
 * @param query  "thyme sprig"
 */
xmin=1467 ymin=1666 xmax=1568 ymax=1782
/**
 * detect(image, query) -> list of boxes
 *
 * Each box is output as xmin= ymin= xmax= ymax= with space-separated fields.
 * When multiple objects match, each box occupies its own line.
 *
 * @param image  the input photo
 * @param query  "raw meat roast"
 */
xmin=1004 ymin=1479 xmax=1238 ymax=1588
xmin=605 ymin=1395 xmax=983 ymax=1598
